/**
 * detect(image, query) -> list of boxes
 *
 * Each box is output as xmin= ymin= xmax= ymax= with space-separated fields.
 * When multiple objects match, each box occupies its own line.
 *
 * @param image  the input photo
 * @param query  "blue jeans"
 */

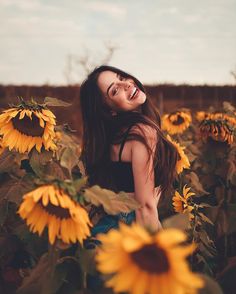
xmin=84 ymin=211 xmax=135 ymax=292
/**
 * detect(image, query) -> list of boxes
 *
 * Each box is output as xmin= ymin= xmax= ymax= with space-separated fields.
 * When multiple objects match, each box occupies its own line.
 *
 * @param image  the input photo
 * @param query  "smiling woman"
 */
xmin=80 ymin=65 xmax=178 ymax=230
xmin=80 ymin=64 xmax=179 ymax=291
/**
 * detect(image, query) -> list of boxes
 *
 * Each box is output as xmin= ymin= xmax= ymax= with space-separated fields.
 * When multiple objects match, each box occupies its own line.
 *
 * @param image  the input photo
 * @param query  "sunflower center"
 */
xmin=12 ymin=112 xmax=44 ymax=137
xmin=171 ymin=114 xmax=184 ymax=125
xmin=130 ymin=244 xmax=169 ymax=273
xmin=40 ymin=202 xmax=71 ymax=219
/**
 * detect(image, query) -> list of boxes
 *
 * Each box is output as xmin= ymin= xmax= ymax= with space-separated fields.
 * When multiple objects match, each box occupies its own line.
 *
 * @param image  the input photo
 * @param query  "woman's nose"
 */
xmin=119 ymin=81 xmax=131 ymax=90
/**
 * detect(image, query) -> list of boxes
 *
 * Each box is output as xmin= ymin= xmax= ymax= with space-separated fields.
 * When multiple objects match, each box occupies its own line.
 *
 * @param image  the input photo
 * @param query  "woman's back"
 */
xmin=109 ymin=124 xmax=162 ymax=201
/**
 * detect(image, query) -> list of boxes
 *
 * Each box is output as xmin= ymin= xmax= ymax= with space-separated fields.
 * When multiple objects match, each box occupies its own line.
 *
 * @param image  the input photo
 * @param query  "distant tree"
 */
xmin=230 ymin=66 xmax=236 ymax=83
xmin=64 ymin=54 xmax=74 ymax=85
xmin=63 ymin=42 xmax=118 ymax=85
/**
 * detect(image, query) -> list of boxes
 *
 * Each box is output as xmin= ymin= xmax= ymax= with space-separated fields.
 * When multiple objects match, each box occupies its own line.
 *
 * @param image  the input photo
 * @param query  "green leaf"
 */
xmin=196 ymin=253 xmax=208 ymax=266
xmin=83 ymin=185 xmax=140 ymax=215
xmin=49 ymin=260 xmax=68 ymax=293
xmin=29 ymin=149 xmax=67 ymax=181
xmin=186 ymin=172 xmax=209 ymax=195
xmin=44 ymin=161 xmax=67 ymax=181
xmin=198 ymin=212 xmax=214 ymax=225
xmin=198 ymin=230 xmax=216 ymax=251
xmin=78 ymin=247 xmax=97 ymax=275
xmin=73 ymin=177 xmax=88 ymax=192
xmin=0 ymin=179 xmax=30 ymax=205
xmin=60 ymin=147 xmax=79 ymax=175
xmin=29 ymin=149 xmax=53 ymax=177
xmin=198 ymin=274 xmax=223 ymax=294
xmin=0 ymin=149 xmax=17 ymax=173
xmin=198 ymin=203 xmax=212 ymax=208
xmin=54 ymin=127 xmax=82 ymax=176
xmin=162 ymin=213 xmax=190 ymax=230
xmin=206 ymin=205 xmax=222 ymax=223
xmin=195 ymin=253 xmax=214 ymax=275
xmin=63 ymin=182 xmax=77 ymax=197
xmin=16 ymin=253 xmax=50 ymax=294
xmin=44 ymin=97 xmax=71 ymax=107
xmin=53 ymin=258 xmax=83 ymax=293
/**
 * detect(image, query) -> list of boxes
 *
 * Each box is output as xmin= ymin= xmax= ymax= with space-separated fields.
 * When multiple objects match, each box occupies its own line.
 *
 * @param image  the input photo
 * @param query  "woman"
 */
xmin=80 ymin=65 xmax=178 ymax=233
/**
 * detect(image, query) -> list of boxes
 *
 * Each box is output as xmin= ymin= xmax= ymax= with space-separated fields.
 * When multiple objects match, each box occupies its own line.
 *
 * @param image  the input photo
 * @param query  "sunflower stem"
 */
xmin=49 ymin=241 xmax=59 ymax=277
xmin=223 ymin=180 xmax=228 ymax=264
xmin=41 ymin=241 xmax=60 ymax=294
xmin=83 ymin=272 xmax=87 ymax=290
xmin=190 ymin=205 xmax=198 ymax=270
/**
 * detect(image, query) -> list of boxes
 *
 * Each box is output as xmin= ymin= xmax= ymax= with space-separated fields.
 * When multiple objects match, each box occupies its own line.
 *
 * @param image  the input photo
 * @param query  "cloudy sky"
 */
xmin=0 ymin=0 xmax=236 ymax=85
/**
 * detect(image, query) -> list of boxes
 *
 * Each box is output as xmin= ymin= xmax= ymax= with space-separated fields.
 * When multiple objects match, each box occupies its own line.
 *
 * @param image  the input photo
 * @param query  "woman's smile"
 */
xmin=128 ymin=87 xmax=139 ymax=100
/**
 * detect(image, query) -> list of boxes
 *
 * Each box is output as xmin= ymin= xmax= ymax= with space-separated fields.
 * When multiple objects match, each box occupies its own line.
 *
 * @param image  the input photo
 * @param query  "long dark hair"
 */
xmin=79 ymin=65 xmax=178 ymax=193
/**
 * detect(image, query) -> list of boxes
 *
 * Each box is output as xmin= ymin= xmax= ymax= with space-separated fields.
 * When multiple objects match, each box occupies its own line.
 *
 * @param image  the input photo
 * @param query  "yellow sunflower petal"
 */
xmin=157 ymin=228 xmax=187 ymax=248
xmin=48 ymin=185 xmax=59 ymax=206
xmin=42 ymin=109 xmax=56 ymax=119
xmin=48 ymin=215 xmax=60 ymax=244
xmin=19 ymin=110 xmax=27 ymax=120
xmin=34 ymin=209 xmax=48 ymax=236
xmin=35 ymin=137 xmax=43 ymax=152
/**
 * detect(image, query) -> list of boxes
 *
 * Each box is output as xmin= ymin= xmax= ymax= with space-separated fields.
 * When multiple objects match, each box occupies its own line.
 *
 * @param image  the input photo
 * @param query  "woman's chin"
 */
xmin=137 ymin=92 xmax=147 ymax=105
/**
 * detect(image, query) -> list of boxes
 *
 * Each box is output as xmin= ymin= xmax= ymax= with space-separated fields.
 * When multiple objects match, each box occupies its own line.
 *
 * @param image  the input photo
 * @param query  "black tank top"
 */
xmin=110 ymin=125 xmax=159 ymax=192
xmin=110 ymin=125 xmax=134 ymax=192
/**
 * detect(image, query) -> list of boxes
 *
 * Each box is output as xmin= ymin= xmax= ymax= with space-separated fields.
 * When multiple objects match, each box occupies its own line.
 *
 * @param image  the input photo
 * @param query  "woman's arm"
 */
xmin=131 ymin=124 xmax=162 ymax=231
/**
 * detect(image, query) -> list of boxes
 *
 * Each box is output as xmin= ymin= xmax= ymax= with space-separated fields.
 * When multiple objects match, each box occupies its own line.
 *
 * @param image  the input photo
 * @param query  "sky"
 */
xmin=0 ymin=0 xmax=236 ymax=85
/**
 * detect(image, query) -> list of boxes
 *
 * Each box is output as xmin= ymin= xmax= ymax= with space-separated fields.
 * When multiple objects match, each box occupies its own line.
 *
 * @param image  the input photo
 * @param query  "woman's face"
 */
xmin=97 ymin=70 xmax=146 ymax=112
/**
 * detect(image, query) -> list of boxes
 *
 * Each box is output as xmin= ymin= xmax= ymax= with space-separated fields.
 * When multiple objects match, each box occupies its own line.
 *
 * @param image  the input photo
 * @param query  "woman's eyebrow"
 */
xmin=106 ymin=73 xmax=119 ymax=96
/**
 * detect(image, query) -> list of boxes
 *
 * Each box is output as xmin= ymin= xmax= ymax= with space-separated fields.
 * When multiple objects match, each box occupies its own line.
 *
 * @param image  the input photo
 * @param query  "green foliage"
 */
xmin=170 ymin=102 xmax=236 ymax=279
xmin=83 ymin=185 xmax=140 ymax=215
xmin=44 ymin=97 xmax=72 ymax=107
xmin=0 ymin=99 xmax=235 ymax=293
xmin=162 ymin=213 xmax=190 ymax=230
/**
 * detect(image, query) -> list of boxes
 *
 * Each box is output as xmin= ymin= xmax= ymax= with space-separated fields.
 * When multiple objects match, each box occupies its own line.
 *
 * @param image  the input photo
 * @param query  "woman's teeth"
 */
xmin=129 ymin=88 xmax=138 ymax=100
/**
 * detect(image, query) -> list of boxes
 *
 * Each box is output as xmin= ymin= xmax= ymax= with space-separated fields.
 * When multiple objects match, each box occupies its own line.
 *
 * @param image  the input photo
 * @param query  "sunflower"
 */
xmin=196 ymin=111 xmax=236 ymax=126
xmin=96 ymin=223 xmax=203 ymax=294
xmin=223 ymin=114 xmax=236 ymax=126
xmin=18 ymin=184 xmax=92 ymax=244
xmin=162 ymin=111 xmax=192 ymax=134
xmin=199 ymin=119 xmax=234 ymax=145
xmin=195 ymin=111 xmax=209 ymax=122
xmin=211 ymin=113 xmax=236 ymax=127
xmin=0 ymin=136 xmax=5 ymax=155
xmin=172 ymin=185 xmax=195 ymax=220
xmin=0 ymin=103 xmax=57 ymax=153
xmin=167 ymin=135 xmax=190 ymax=174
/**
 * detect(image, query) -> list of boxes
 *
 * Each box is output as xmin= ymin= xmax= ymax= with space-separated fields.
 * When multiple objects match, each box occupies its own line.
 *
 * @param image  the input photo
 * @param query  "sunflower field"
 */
xmin=0 ymin=97 xmax=235 ymax=294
